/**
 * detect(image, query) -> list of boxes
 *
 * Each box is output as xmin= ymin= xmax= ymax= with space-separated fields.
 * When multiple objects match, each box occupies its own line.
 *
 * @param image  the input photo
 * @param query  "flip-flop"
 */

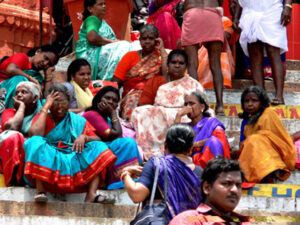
xmin=93 ymin=194 xmax=115 ymax=204
xmin=271 ymin=98 xmax=285 ymax=106
xmin=34 ymin=192 xmax=48 ymax=203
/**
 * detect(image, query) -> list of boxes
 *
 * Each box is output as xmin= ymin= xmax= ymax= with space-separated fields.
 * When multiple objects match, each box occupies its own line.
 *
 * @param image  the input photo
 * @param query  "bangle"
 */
xmin=111 ymin=117 xmax=119 ymax=123
xmin=41 ymin=108 xmax=48 ymax=114
xmin=285 ymin=3 xmax=292 ymax=9
xmin=120 ymin=171 xmax=129 ymax=182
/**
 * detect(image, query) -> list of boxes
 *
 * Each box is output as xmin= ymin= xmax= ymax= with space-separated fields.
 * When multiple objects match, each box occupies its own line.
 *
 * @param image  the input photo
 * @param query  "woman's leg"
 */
xmin=248 ymin=41 xmax=264 ymax=89
xmin=85 ymin=175 xmax=100 ymax=202
xmin=34 ymin=179 xmax=47 ymax=202
xmin=265 ymin=44 xmax=285 ymax=105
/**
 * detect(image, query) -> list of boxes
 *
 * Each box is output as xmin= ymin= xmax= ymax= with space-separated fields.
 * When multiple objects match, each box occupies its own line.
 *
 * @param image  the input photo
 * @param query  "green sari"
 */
xmin=75 ymin=15 xmax=132 ymax=81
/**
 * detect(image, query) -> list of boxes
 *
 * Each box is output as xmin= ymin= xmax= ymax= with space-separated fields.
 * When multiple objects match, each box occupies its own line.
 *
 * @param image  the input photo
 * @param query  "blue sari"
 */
xmin=24 ymin=112 xmax=117 ymax=193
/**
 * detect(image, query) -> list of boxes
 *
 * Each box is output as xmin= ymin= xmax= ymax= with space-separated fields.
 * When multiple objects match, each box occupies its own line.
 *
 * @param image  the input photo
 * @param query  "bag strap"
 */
xmin=161 ymin=158 xmax=169 ymax=203
xmin=149 ymin=157 xmax=160 ymax=206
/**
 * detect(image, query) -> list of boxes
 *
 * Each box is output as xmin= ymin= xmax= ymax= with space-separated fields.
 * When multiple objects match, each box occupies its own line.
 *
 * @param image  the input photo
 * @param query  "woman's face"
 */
xmin=72 ymin=65 xmax=91 ymax=89
xmin=243 ymin=92 xmax=262 ymax=115
xmin=168 ymin=54 xmax=186 ymax=80
xmin=184 ymin=94 xmax=205 ymax=120
xmin=31 ymin=50 xmax=57 ymax=71
xmin=98 ymin=91 xmax=119 ymax=110
xmin=140 ymin=31 xmax=156 ymax=53
xmin=50 ymin=92 xmax=70 ymax=119
xmin=89 ymin=0 xmax=106 ymax=18
xmin=15 ymin=85 xmax=36 ymax=105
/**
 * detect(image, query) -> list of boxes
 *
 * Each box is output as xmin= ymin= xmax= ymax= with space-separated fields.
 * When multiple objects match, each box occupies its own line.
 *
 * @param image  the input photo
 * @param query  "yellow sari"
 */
xmin=239 ymin=107 xmax=296 ymax=183
xmin=70 ymin=80 xmax=93 ymax=109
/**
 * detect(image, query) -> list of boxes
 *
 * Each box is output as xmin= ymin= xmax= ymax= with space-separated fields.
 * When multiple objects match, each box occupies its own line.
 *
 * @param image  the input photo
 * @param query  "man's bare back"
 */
xmin=184 ymin=0 xmax=222 ymax=12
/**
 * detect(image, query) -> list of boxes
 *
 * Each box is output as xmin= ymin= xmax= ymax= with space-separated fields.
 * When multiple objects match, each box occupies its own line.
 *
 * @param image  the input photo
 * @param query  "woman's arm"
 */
xmin=111 ymin=76 xmax=123 ymax=89
xmin=29 ymin=91 xmax=60 ymax=137
xmin=6 ymin=63 xmax=40 ymax=86
xmin=87 ymin=30 xmax=118 ymax=46
xmin=156 ymin=38 xmax=168 ymax=78
xmin=174 ymin=106 xmax=192 ymax=123
xmin=4 ymin=98 xmax=26 ymax=132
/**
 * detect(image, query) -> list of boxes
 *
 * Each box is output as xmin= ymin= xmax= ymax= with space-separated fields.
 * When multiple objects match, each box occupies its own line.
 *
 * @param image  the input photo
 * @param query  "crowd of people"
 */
xmin=0 ymin=0 xmax=298 ymax=223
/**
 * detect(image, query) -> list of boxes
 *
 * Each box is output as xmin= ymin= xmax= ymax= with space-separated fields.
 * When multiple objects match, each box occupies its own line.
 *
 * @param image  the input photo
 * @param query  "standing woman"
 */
xmin=83 ymin=86 xmax=142 ymax=189
xmin=75 ymin=0 xmax=132 ymax=81
xmin=175 ymin=91 xmax=230 ymax=168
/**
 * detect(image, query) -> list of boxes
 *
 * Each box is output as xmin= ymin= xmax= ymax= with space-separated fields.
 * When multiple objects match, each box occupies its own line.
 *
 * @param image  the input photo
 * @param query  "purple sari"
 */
xmin=154 ymin=155 xmax=202 ymax=220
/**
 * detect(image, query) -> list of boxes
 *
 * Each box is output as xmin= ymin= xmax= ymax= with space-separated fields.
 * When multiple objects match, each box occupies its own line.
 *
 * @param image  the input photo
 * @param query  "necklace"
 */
xmin=173 ymin=154 xmax=193 ymax=164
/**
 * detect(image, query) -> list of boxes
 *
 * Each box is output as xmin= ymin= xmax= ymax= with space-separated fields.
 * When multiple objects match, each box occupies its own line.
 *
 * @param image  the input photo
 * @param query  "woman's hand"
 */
xmin=72 ymin=135 xmax=86 ymax=154
xmin=281 ymin=5 xmax=292 ymax=26
xmin=122 ymin=166 xmax=143 ymax=179
xmin=193 ymin=139 xmax=207 ymax=148
xmin=175 ymin=106 xmax=193 ymax=123
xmin=28 ymin=76 xmax=43 ymax=98
xmin=43 ymin=91 xmax=60 ymax=110
xmin=98 ymin=101 xmax=115 ymax=117
xmin=13 ymin=96 xmax=26 ymax=111
xmin=155 ymin=38 xmax=165 ymax=52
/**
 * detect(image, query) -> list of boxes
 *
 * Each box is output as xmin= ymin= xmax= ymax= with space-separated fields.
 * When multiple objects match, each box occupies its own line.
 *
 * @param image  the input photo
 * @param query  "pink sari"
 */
xmin=147 ymin=0 xmax=182 ymax=50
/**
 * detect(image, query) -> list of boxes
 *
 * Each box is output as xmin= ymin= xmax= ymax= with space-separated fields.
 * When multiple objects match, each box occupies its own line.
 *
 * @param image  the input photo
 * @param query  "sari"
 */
xmin=75 ymin=15 xmax=132 ymax=81
xmin=192 ymin=117 xmax=231 ymax=168
xmin=131 ymin=75 xmax=204 ymax=159
xmin=82 ymin=110 xmax=142 ymax=189
xmin=295 ymin=140 xmax=300 ymax=169
xmin=70 ymin=80 xmax=93 ymax=109
xmin=114 ymin=50 xmax=162 ymax=120
xmin=0 ymin=105 xmax=41 ymax=186
xmin=147 ymin=0 xmax=182 ymax=49
xmin=0 ymin=70 xmax=44 ymax=109
xmin=239 ymin=107 xmax=296 ymax=183
xmin=24 ymin=112 xmax=117 ymax=193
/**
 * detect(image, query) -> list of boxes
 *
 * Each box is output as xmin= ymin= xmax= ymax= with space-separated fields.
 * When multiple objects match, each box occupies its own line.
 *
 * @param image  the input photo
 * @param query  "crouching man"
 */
xmin=169 ymin=158 xmax=254 ymax=224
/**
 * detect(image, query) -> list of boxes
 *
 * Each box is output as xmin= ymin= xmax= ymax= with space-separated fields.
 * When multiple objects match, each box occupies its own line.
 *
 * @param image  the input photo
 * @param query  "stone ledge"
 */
xmin=232 ymin=80 xmax=300 ymax=92
xmin=287 ymin=60 xmax=300 ymax=71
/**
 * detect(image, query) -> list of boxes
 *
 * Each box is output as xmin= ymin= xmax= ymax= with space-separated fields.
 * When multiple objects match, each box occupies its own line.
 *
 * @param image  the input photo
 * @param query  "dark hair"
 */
xmin=201 ymin=158 xmax=244 ymax=196
xmin=189 ymin=91 xmax=210 ymax=117
xmin=238 ymin=85 xmax=270 ymax=125
xmin=86 ymin=86 xmax=120 ymax=111
xmin=48 ymin=83 xmax=71 ymax=102
xmin=165 ymin=123 xmax=195 ymax=154
xmin=67 ymin=58 xmax=91 ymax=82
xmin=83 ymin=0 xmax=97 ymax=20
xmin=139 ymin=24 xmax=159 ymax=38
xmin=27 ymin=45 xmax=59 ymax=63
xmin=167 ymin=49 xmax=188 ymax=66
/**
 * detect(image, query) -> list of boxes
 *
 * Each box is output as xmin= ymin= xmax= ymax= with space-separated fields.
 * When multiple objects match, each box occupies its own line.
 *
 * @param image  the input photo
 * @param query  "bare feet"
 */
xmin=215 ymin=106 xmax=225 ymax=116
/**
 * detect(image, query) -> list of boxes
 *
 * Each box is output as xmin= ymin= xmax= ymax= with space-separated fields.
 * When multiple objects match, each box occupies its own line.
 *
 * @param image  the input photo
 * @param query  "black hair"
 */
xmin=201 ymin=158 xmax=244 ymax=196
xmin=83 ymin=0 xmax=97 ymax=20
xmin=238 ymin=85 xmax=270 ymax=125
xmin=67 ymin=58 xmax=91 ymax=82
xmin=86 ymin=86 xmax=120 ymax=111
xmin=165 ymin=123 xmax=195 ymax=154
xmin=167 ymin=49 xmax=188 ymax=66
xmin=189 ymin=91 xmax=211 ymax=117
xmin=139 ymin=24 xmax=159 ymax=38
xmin=48 ymin=83 xmax=71 ymax=102
xmin=27 ymin=44 xmax=59 ymax=65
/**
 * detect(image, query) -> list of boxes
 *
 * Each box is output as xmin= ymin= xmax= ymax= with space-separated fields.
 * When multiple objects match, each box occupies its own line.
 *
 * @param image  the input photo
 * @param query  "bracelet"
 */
xmin=111 ymin=117 xmax=119 ymax=123
xmin=120 ymin=171 xmax=129 ymax=182
xmin=161 ymin=55 xmax=168 ymax=59
xmin=40 ymin=108 xmax=48 ymax=114
xmin=285 ymin=3 xmax=292 ymax=9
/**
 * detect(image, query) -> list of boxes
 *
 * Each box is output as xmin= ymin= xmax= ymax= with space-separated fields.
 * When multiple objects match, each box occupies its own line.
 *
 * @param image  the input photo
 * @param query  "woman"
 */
xmin=292 ymin=131 xmax=300 ymax=169
xmin=0 ymin=45 xmax=59 ymax=108
xmin=64 ymin=58 xmax=93 ymax=112
xmin=175 ymin=91 xmax=231 ymax=168
xmin=121 ymin=123 xmax=202 ymax=221
xmin=75 ymin=0 xmax=132 ymax=81
xmin=147 ymin=0 xmax=182 ymax=49
xmin=24 ymin=83 xmax=117 ymax=203
xmin=238 ymin=86 xmax=296 ymax=183
xmin=83 ymin=86 xmax=142 ymax=189
xmin=131 ymin=49 xmax=204 ymax=159
xmin=112 ymin=24 xmax=168 ymax=120
xmin=0 ymin=82 xmax=41 ymax=186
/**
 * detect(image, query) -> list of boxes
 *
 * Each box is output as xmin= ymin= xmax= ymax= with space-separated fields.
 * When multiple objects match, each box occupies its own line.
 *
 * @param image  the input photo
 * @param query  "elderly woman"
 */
xmin=111 ymin=24 xmax=168 ymax=120
xmin=239 ymin=86 xmax=295 ymax=183
xmin=83 ymin=86 xmax=142 ymax=189
xmin=175 ymin=91 xmax=231 ymax=168
xmin=131 ymin=49 xmax=204 ymax=159
xmin=75 ymin=0 xmax=132 ymax=81
xmin=0 ymin=45 xmax=59 ymax=108
xmin=24 ymin=83 xmax=117 ymax=203
xmin=121 ymin=123 xmax=203 ymax=222
xmin=0 ymin=82 xmax=41 ymax=186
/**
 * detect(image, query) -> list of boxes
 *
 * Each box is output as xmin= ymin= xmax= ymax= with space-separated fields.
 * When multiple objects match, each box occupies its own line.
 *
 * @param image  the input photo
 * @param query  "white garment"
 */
xmin=238 ymin=0 xmax=287 ymax=56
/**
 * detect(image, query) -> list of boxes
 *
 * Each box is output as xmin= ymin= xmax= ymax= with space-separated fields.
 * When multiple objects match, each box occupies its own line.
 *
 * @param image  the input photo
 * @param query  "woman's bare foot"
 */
xmin=215 ymin=106 xmax=225 ymax=116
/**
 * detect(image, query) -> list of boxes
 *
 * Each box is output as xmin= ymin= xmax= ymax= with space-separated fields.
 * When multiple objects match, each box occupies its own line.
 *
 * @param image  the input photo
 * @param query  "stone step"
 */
xmin=206 ymin=89 xmax=300 ymax=106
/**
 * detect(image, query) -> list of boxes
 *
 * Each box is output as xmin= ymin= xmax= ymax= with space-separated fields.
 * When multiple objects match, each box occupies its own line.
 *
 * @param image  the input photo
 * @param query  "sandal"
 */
xmin=93 ymin=194 xmax=115 ymax=204
xmin=34 ymin=192 xmax=48 ymax=203
xmin=271 ymin=98 xmax=285 ymax=106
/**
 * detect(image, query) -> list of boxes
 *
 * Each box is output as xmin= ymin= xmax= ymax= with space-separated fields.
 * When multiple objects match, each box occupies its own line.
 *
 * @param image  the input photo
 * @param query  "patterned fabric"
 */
xmin=131 ymin=75 xmax=204 ymax=159
xmin=75 ymin=16 xmax=132 ymax=80
xmin=24 ymin=112 xmax=117 ymax=193
xmin=295 ymin=139 xmax=300 ymax=169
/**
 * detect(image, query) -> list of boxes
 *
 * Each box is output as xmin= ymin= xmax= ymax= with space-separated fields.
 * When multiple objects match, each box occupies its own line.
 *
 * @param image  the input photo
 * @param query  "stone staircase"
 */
xmin=0 ymin=59 xmax=299 ymax=224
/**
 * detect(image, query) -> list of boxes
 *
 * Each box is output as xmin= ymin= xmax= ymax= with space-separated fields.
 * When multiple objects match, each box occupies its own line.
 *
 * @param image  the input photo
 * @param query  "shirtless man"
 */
xmin=182 ymin=0 xmax=225 ymax=115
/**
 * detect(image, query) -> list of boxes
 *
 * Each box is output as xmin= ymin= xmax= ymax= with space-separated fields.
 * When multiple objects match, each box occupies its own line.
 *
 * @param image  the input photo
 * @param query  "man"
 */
xmin=233 ymin=0 xmax=292 ymax=105
xmin=182 ymin=0 xmax=225 ymax=115
xmin=169 ymin=158 xmax=254 ymax=224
